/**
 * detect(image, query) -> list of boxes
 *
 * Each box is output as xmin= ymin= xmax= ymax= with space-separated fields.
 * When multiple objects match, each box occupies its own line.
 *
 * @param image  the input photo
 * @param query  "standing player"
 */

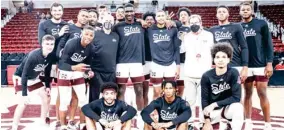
xmin=12 ymin=35 xmax=55 ymax=130
xmin=176 ymin=7 xmax=191 ymax=97
xmin=201 ymin=43 xmax=243 ymax=130
xmin=98 ymin=5 xmax=109 ymax=23
xmin=240 ymin=3 xmax=274 ymax=129
xmin=142 ymin=11 xmax=156 ymax=107
xmin=37 ymin=3 xmax=68 ymax=126
xmin=56 ymin=9 xmax=89 ymax=129
xmin=148 ymin=10 xmax=180 ymax=100
xmin=182 ymin=14 xmax=214 ymax=129
xmin=82 ymin=82 xmax=137 ymax=130
xmin=57 ymin=26 xmax=95 ymax=130
xmin=115 ymin=6 xmax=125 ymax=24
xmin=209 ymin=5 xmax=249 ymax=83
xmin=88 ymin=9 xmax=103 ymax=30
xmin=141 ymin=81 xmax=191 ymax=130
xmin=89 ymin=14 xmax=119 ymax=102
xmin=112 ymin=3 xmax=146 ymax=129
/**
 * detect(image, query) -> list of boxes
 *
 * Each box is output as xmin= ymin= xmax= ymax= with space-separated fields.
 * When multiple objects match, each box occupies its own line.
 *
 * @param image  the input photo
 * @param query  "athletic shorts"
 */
xmin=150 ymin=62 xmax=176 ymax=84
xmin=246 ymin=67 xmax=268 ymax=82
xmin=12 ymin=75 xmax=45 ymax=94
xmin=116 ymin=63 xmax=144 ymax=84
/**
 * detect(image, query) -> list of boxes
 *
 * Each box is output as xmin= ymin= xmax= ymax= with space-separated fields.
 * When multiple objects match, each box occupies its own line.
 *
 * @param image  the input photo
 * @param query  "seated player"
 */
xmin=201 ymin=43 xmax=243 ymax=130
xmin=12 ymin=35 xmax=55 ymax=130
xmin=141 ymin=81 xmax=191 ymax=130
xmin=82 ymin=82 xmax=137 ymax=130
xmin=57 ymin=26 xmax=95 ymax=130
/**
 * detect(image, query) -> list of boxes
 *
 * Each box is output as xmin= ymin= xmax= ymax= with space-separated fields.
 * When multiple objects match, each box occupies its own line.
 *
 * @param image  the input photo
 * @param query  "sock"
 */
xmin=136 ymin=111 xmax=144 ymax=129
xmin=264 ymin=122 xmax=271 ymax=127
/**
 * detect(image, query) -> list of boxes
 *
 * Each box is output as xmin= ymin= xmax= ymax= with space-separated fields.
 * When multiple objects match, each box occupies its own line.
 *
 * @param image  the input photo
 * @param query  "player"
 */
xmin=142 ymin=11 xmax=156 ymax=107
xmin=112 ymin=3 xmax=146 ymax=129
xmin=148 ymin=10 xmax=180 ymax=100
xmin=209 ymin=5 xmax=249 ymax=83
xmin=11 ymin=35 xmax=55 ymax=130
xmin=182 ymin=14 xmax=214 ymax=129
xmin=240 ymin=2 xmax=274 ymax=129
xmin=82 ymin=82 xmax=137 ymax=130
xmin=57 ymin=26 xmax=95 ymax=130
xmin=37 ymin=2 xmax=68 ymax=127
xmin=141 ymin=81 xmax=191 ymax=130
xmin=88 ymin=9 xmax=102 ymax=30
xmin=176 ymin=7 xmax=192 ymax=97
xmin=89 ymin=14 xmax=119 ymax=102
xmin=201 ymin=43 xmax=243 ymax=130
xmin=56 ymin=9 xmax=89 ymax=129
xmin=115 ymin=6 xmax=125 ymax=24
xmin=97 ymin=4 xmax=109 ymax=23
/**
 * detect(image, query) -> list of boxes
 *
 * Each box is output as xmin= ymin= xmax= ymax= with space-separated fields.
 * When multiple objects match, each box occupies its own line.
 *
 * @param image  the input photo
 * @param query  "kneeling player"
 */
xmin=57 ymin=26 xmax=95 ymax=130
xmin=82 ymin=82 xmax=137 ymax=130
xmin=201 ymin=43 xmax=243 ymax=130
xmin=12 ymin=35 xmax=55 ymax=130
xmin=141 ymin=81 xmax=191 ymax=130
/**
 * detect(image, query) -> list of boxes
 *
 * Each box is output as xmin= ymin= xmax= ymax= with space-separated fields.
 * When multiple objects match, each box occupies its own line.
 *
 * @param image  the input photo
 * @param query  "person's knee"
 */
xmin=118 ymin=85 xmax=126 ymax=94
xmin=177 ymin=122 xmax=188 ymax=130
xmin=256 ymin=88 xmax=267 ymax=100
xmin=134 ymin=86 xmax=143 ymax=97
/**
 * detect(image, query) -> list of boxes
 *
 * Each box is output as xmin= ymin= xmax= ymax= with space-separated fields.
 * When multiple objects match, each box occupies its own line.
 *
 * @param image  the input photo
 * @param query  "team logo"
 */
xmin=33 ymin=64 xmax=48 ymax=72
xmin=51 ymin=28 xmax=59 ymax=36
xmin=214 ymin=31 xmax=232 ymax=41
xmin=153 ymin=34 xmax=171 ymax=43
xmin=112 ymin=39 xmax=117 ymax=42
xmin=73 ymin=32 xmax=81 ymax=38
xmin=70 ymin=53 xmax=87 ymax=62
xmin=116 ymin=72 xmax=121 ymax=76
xmin=211 ymin=82 xmax=231 ymax=95
xmin=243 ymin=28 xmax=256 ymax=37
xmin=124 ymin=26 xmax=141 ymax=36
xmin=160 ymin=110 xmax=177 ymax=120
xmin=101 ymin=111 xmax=119 ymax=122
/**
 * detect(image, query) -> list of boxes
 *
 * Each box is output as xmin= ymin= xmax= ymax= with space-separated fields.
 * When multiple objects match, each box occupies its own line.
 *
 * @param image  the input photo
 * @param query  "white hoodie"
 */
xmin=182 ymin=29 xmax=214 ymax=78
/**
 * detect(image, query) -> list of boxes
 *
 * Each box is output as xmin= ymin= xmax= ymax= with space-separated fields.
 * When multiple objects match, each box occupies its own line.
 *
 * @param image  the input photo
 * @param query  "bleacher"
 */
xmin=259 ymin=5 xmax=284 ymax=27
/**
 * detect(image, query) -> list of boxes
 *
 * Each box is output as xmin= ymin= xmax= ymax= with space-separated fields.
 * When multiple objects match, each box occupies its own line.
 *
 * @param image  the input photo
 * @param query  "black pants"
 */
xmin=88 ymin=71 xmax=116 ymax=102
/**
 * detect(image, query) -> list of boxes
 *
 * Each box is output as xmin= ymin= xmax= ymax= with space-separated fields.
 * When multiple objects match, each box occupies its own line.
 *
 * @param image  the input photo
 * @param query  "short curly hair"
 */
xmin=100 ymin=82 xmax=118 ymax=93
xmin=211 ymin=42 xmax=233 ymax=60
xmin=142 ymin=11 xmax=156 ymax=20
xmin=161 ymin=80 xmax=177 ymax=89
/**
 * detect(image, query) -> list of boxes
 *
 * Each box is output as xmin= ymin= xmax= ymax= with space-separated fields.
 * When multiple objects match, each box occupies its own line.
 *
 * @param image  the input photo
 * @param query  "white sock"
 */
xmin=136 ymin=111 xmax=144 ymax=128
xmin=265 ymin=122 xmax=271 ymax=127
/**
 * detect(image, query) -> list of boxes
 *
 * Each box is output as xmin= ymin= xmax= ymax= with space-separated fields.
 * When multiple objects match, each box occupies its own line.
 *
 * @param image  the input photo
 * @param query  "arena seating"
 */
xmin=259 ymin=5 xmax=284 ymax=27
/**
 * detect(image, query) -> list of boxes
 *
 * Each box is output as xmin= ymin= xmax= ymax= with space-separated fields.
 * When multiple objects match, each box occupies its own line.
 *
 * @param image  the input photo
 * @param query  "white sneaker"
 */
xmin=264 ymin=124 xmax=272 ymax=130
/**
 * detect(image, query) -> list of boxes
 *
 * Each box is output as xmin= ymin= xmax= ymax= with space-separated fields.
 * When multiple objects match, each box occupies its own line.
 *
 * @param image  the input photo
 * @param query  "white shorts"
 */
xmin=232 ymin=67 xmax=242 ymax=74
xmin=178 ymin=63 xmax=185 ymax=80
xmin=247 ymin=67 xmax=265 ymax=77
xmin=50 ymin=65 xmax=57 ymax=78
xmin=150 ymin=62 xmax=176 ymax=78
xmin=57 ymin=70 xmax=87 ymax=111
xmin=12 ymin=75 xmax=45 ymax=94
xmin=143 ymin=61 xmax=151 ymax=75
xmin=246 ymin=67 xmax=268 ymax=82
xmin=150 ymin=62 xmax=176 ymax=84
xmin=116 ymin=63 xmax=144 ymax=84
